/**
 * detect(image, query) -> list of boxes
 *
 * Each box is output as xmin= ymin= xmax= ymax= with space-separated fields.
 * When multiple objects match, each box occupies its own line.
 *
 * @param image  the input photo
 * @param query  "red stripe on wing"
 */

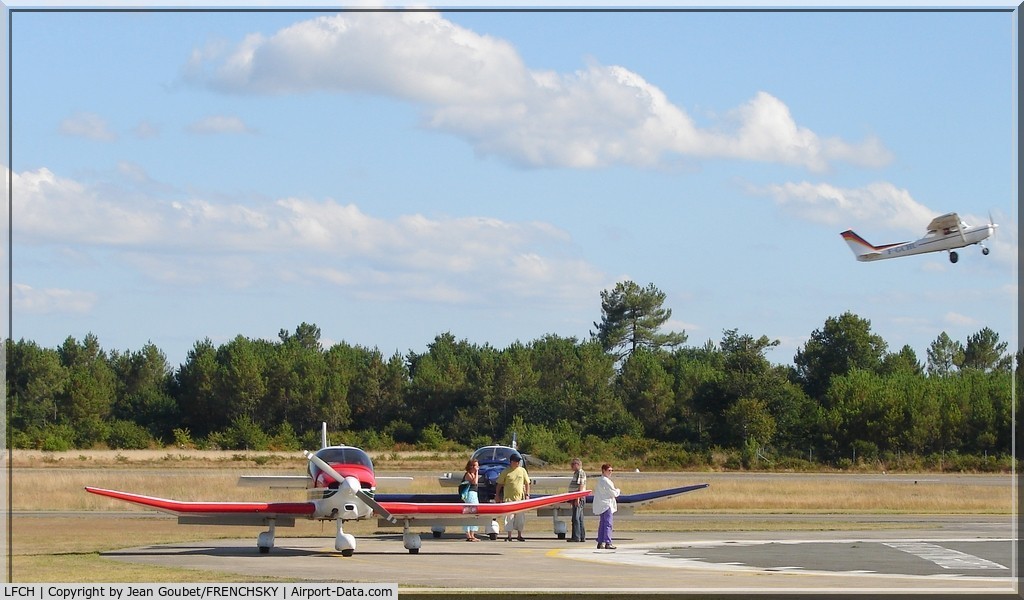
xmin=85 ymin=487 xmax=316 ymax=516
xmin=379 ymin=490 xmax=590 ymax=516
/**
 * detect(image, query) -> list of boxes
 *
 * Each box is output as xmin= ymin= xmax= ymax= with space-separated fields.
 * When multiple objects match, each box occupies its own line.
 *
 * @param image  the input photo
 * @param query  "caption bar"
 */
xmin=2 ymin=586 xmax=397 ymax=600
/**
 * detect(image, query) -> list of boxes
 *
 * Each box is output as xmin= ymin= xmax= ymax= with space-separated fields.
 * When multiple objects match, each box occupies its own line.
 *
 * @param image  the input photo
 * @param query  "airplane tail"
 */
xmin=840 ymin=230 xmax=880 ymax=261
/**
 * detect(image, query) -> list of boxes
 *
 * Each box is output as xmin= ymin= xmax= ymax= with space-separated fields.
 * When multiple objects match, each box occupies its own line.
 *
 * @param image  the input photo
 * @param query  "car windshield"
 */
xmin=315 ymin=447 xmax=374 ymax=469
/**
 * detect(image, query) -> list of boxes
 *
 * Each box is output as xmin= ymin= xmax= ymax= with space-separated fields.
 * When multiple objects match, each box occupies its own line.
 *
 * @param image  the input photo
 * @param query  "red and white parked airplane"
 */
xmin=86 ymin=425 xmax=589 ymax=556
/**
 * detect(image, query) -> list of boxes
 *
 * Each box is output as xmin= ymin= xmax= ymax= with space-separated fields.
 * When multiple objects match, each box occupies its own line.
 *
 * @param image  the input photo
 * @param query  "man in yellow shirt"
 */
xmin=496 ymin=454 xmax=530 ymax=541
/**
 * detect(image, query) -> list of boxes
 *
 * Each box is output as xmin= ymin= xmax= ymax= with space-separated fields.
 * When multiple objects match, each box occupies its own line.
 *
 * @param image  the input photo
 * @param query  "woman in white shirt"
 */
xmin=592 ymin=463 xmax=620 ymax=549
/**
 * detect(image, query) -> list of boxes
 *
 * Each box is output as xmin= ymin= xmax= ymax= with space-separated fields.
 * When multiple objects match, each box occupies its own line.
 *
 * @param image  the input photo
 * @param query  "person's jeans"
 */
xmin=570 ymin=501 xmax=586 ymax=541
xmin=597 ymin=510 xmax=613 ymax=544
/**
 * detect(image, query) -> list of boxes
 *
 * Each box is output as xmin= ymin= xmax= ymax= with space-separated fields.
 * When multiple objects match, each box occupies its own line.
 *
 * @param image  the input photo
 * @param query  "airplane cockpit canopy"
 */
xmin=314 ymin=446 xmax=374 ymax=470
xmin=472 ymin=445 xmax=521 ymax=465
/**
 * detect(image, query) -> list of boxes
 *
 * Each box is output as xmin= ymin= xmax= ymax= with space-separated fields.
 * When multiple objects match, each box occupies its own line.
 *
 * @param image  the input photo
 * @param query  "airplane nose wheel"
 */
xmin=982 ymin=247 xmax=990 ymax=256
xmin=949 ymin=251 xmax=959 ymax=263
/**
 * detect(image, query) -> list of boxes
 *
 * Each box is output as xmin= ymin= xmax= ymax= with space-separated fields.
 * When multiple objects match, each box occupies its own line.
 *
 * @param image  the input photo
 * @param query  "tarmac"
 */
xmin=98 ymin=514 xmax=1017 ymax=596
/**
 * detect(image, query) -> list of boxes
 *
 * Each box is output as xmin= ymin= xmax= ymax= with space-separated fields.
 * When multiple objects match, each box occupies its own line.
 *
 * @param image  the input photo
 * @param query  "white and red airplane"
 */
xmin=841 ymin=212 xmax=996 ymax=264
xmin=86 ymin=425 xmax=589 ymax=556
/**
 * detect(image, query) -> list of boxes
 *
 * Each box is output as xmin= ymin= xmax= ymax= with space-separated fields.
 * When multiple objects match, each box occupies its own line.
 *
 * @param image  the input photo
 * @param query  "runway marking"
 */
xmin=557 ymin=537 xmax=1013 ymax=582
xmin=882 ymin=542 xmax=1007 ymax=570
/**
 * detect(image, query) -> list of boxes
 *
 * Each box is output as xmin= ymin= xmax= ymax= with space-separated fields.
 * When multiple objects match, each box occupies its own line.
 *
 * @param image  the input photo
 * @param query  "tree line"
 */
xmin=5 ymin=281 xmax=1017 ymax=471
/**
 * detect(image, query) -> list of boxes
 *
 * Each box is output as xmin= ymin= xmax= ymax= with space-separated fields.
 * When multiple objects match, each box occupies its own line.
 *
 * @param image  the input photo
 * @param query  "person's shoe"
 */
xmin=605 ymin=544 xmax=617 ymax=550
xmin=517 ymin=535 xmax=526 ymax=542
xmin=597 ymin=543 xmax=605 ymax=549
xmin=505 ymin=536 xmax=512 ymax=542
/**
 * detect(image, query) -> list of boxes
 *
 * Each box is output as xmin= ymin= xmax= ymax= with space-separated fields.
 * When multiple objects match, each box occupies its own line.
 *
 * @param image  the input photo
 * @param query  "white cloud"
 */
xmin=13 ymin=283 xmax=97 ymax=315
xmin=184 ymin=13 xmax=890 ymax=172
xmin=943 ymin=311 xmax=980 ymax=327
xmin=13 ymin=166 xmax=604 ymax=307
xmin=13 ymin=168 xmax=163 ymax=245
xmin=58 ymin=112 xmax=118 ymax=142
xmin=185 ymin=115 xmax=255 ymax=135
xmin=751 ymin=181 xmax=938 ymax=236
xmin=133 ymin=120 xmax=160 ymax=139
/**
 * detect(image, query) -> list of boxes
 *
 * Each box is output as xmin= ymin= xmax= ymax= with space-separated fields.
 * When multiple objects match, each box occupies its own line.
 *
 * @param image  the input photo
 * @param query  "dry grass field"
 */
xmin=3 ymin=449 xmax=1014 ymax=582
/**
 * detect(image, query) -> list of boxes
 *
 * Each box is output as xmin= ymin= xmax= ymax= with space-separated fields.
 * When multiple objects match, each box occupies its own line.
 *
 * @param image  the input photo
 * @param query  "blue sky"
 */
xmin=7 ymin=7 xmax=1018 ymax=369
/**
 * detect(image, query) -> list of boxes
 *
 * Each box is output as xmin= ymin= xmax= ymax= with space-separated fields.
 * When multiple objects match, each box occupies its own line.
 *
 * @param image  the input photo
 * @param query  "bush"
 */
xmin=417 ymin=423 xmax=447 ymax=450
xmin=384 ymin=420 xmax=416 ymax=445
xmin=270 ymin=422 xmax=301 ymax=451
xmin=11 ymin=424 xmax=78 ymax=451
xmin=106 ymin=420 xmax=153 ymax=449
xmin=214 ymin=415 xmax=271 ymax=450
xmin=172 ymin=428 xmax=194 ymax=449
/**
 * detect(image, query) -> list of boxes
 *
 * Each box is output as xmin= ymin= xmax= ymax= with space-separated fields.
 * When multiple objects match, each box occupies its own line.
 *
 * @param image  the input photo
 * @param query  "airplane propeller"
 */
xmin=304 ymin=450 xmax=397 ymax=523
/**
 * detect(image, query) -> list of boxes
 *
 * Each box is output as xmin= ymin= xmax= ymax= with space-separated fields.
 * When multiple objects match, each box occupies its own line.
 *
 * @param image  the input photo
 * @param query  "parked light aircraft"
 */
xmin=432 ymin=437 xmax=709 ymax=539
xmin=86 ymin=425 xmax=588 ymax=556
xmin=841 ymin=212 xmax=996 ymax=264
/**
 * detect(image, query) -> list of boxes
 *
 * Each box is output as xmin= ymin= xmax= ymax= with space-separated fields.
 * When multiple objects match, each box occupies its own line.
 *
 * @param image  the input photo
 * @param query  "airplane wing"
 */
xmin=612 ymin=483 xmax=709 ymax=511
xmin=87 ymin=486 xmax=588 ymax=524
xmin=379 ymin=483 xmax=708 ymax=518
xmin=85 ymin=486 xmax=315 ymax=526
xmin=926 ymin=212 xmax=961 ymax=233
xmin=378 ymin=490 xmax=589 ymax=519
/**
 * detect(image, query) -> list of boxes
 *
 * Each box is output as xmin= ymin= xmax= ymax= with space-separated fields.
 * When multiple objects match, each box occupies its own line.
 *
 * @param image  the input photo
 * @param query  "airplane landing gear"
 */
xmin=982 ymin=246 xmax=990 ymax=256
xmin=949 ymin=251 xmax=959 ymax=263
xmin=257 ymin=520 xmax=276 ymax=554
xmin=335 ymin=519 xmax=356 ymax=557
xmin=402 ymin=521 xmax=422 ymax=554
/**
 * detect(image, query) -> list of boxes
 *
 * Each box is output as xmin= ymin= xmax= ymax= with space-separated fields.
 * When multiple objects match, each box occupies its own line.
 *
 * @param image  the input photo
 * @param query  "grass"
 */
xmin=4 ymin=449 xmax=1014 ymax=582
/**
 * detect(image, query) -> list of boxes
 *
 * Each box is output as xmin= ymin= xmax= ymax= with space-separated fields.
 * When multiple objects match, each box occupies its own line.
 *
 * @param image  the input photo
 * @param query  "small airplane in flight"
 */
xmin=432 ymin=436 xmax=708 ymax=539
xmin=86 ymin=424 xmax=589 ymax=556
xmin=841 ymin=212 xmax=997 ymax=264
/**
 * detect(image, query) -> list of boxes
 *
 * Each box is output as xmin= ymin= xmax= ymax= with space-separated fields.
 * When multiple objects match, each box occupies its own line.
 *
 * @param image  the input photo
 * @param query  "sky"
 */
xmin=5 ymin=6 xmax=1019 ymax=371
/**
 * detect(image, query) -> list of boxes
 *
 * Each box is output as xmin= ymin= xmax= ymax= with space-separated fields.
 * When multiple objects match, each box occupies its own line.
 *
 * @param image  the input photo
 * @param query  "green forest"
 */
xmin=5 ymin=281 xmax=1017 ymax=472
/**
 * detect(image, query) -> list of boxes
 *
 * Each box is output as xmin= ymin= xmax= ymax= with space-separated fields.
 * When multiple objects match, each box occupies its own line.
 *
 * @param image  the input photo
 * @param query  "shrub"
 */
xmin=417 ymin=423 xmax=447 ymax=450
xmin=172 ymin=428 xmax=194 ymax=449
xmin=216 ymin=415 xmax=271 ymax=450
xmin=384 ymin=420 xmax=416 ymax=445
xmin=106 ymin=420 xmax=153 ymax=449
xmin=270 ymin=422 xmax=301 ymax=451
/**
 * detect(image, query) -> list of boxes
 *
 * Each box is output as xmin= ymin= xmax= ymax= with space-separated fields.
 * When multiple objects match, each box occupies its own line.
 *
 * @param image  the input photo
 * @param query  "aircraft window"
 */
xmin=315 ymin=447 xmax=374 ymax=469
xmin=471 ymin=446 xmax=517 ymax=463
xmin=471 ymin=447 xmax=495 ymax=462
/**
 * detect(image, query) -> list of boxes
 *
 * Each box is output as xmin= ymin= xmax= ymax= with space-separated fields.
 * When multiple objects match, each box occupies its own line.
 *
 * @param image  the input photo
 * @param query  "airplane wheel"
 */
xmin=949 ymin=251 xmax=959 ymax=263
xmin=489 ymin=533 xmax=497 ymax=540
xmin=259 ymin=547 xmax=270 ymax=555
xmin=557 ymin=532 xmax=566 ymax=539
xmin=408 ymin=548 xmax=419 ymax=554
xmin=341 ymin=549 xmax=354 ymax=557
xmin=983 ymin=247 xmax=990 ymax=255
xmin=432 ymin=531 xmax=442 ymax=538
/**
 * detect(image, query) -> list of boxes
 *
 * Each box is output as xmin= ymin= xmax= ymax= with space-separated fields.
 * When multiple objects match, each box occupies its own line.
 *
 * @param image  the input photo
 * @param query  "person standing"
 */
xmin=568 ymin=457 xmax=587 ymax=542
xmin=461 ymin=459 xmax=480 ymax=541
xmin=495 ymin=453 xmax=530 ymax=541
xmin=592 ymin=463 xmax=619 ymax=550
